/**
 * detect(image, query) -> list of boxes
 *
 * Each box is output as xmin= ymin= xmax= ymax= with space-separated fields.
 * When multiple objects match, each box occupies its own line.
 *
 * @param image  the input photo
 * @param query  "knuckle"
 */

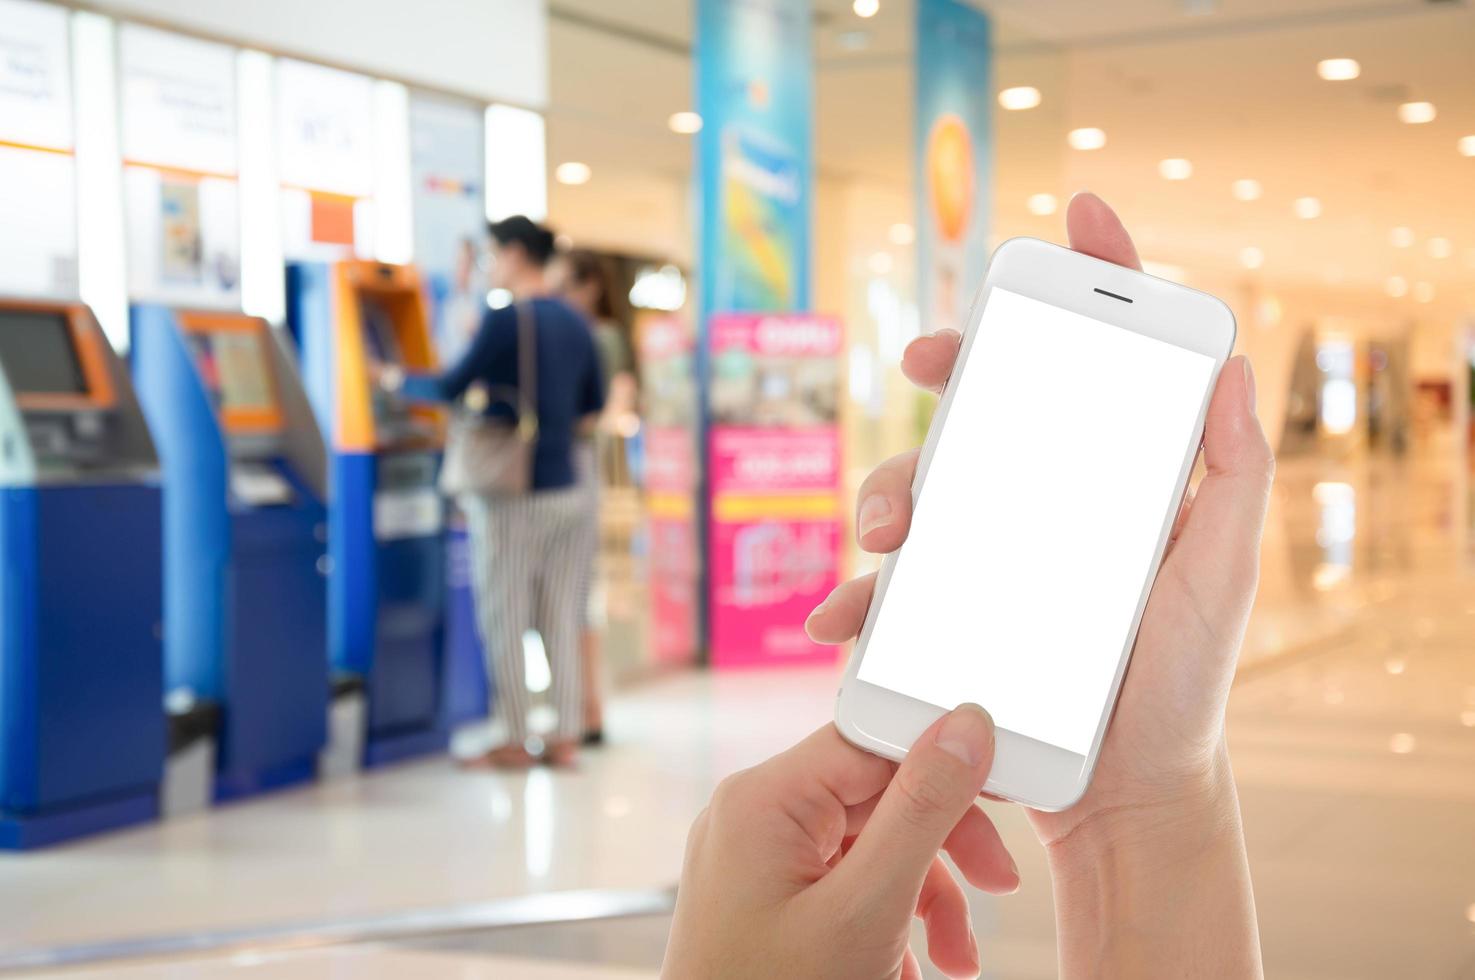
xmin=894 ymin=763 xmax=955 ymax=824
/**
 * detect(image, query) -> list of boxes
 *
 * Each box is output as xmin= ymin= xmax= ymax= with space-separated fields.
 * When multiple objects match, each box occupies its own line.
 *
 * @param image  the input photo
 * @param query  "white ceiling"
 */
xmin=546 ymin=0 xmax=1475 ymax=313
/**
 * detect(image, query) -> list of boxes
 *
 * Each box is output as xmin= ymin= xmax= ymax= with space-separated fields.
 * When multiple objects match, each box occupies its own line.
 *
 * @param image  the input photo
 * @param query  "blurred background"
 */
xmin=0 ymin=0 xmax=1471 ymax=977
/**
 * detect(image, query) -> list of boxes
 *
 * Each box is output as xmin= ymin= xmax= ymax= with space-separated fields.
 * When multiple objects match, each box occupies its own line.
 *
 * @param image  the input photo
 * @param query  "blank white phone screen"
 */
xmin=856 ymin=287 xmax=1216 ymax=756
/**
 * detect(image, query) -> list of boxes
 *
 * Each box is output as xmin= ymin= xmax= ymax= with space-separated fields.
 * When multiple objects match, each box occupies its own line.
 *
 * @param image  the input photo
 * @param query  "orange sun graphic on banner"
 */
xmin=926 ymin=113 xmax=975 ymax=243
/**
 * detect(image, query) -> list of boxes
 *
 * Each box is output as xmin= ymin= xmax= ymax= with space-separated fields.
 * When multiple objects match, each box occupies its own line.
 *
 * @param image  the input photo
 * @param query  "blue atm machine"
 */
xmin=286 ymin=261 xmax=448 ymax=765
xmin=0 ymin=301 xmax=164 ymax=849
xmin=132 ymin=308 xmax=329 ymax=800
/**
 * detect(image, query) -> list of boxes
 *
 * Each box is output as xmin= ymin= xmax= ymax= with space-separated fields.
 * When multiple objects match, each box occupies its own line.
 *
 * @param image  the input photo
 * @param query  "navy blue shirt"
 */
xmin=409 ymin=298 xmax=605 ymax=490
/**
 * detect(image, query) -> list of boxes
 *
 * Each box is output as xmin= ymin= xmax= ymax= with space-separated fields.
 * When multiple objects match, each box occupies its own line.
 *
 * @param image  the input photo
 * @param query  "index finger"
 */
xmin=727 ymin=725 xmax=896 ymax=865
xmin=902 ymin=192 xmax=1141 ymax=399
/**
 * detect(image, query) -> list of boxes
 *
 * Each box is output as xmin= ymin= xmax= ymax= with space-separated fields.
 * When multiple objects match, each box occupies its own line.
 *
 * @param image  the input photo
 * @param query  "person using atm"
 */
xmin=377 ymin=216 xmax=605 ymax=769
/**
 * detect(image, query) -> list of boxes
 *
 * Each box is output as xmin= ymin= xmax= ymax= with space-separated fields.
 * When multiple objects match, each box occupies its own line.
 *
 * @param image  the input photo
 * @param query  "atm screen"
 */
xmin=358 ymin=295 xmax=404 ymax=364
xmin=188 ymin=329 xmax=276 ymax=423
xmin=211 ymin=333 xmax=274 ymax=415
xmin=0 ymin=311 xmax=87 ymax=395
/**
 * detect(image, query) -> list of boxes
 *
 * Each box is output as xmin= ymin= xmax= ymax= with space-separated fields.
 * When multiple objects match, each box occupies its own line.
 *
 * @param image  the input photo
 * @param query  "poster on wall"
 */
xmin=915 ymin=0 xmax=992 ymax=336
xmin=119 ymin=25 xmax=241 ymax=307
xmin=409 ymin=93 xmax=485 ymax=363
xmin=707 ymin=314 xmax=841 ymax=668
xmin=640 ymin=315 xmax=701 ymax=666
xmin=276 ymin=58 xmax=375 ymax=260
xmin=0 ymin=0 xmax=78 ymax=298
xmin=695 ymin=0 xmax=812 ymax=316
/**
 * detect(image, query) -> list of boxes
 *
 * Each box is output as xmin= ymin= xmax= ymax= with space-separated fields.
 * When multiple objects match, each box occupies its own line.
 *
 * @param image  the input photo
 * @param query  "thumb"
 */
xmin=1165 ymin=355 xmax=1275 ymax=628
xmin=831 ymin=705 xmax=996 ymax=911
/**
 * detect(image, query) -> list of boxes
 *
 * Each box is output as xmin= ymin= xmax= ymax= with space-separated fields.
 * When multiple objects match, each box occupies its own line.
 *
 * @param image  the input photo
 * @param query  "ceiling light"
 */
xmin=1239 ymin=246 xmax=1264 ymax=270
xmin=1232 ymin=179 xmax=1262 ymax=202
xmin=888 ymin=222 xmax=914 ymax=246
xmin=1460 ymin=135 xmax=1475 ymax=157
xmin=554 ymin=161 xmax=591 ymax=185
xmin=1390 ymin=226 xmax=1415 ymax=248
xmin=1027 ymin=193 xmax=1058 ymax=216
xmin=1067 ymin=127 xmax=1106 ymax=151
xmin=1398 ymin=101 xmax=1436 ymax=124
xmin=853 ymin=0 xmax=879 ymax=17
xmin=1389 ymin=732 xmax=1416 ymax=755
xmin=1316 ymin=58 xmax=1360 ymax=81
xmin=667 ymin=111 xmax=702 ymax=135
xmin=1159 ymin=158 xmax=1192 ymax=180
xmin=1414 ymin=281 xmax=1435 ymax=303
xmin=868 ymin=252 xmax=893 ymax=275
xmin=1427 ymin=236 xmax=1452 ymax=259
xmin=998 ymin=86 xmax=1041 ymax=111
xmin=1384 ymin=656 xmax=1406 ymax=674
xmin=1293 ymin=196 xmax=1322 ymax=219
xmin=1386 ymin=276 xmax=1408 ymax=298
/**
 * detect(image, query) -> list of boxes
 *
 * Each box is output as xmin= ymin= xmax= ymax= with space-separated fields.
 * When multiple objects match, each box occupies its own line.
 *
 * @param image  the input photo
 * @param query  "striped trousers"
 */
xmin=463 ymin=486 xmax=589 ymax=746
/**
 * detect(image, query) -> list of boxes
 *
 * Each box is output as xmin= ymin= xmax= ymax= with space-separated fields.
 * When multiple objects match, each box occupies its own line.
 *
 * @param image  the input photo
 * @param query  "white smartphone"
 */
xmin=835 ymin=237 xmax=1236 ymax=811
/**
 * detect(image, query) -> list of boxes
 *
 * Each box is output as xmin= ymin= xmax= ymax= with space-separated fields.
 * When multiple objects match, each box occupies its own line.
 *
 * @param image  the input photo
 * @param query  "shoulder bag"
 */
xmin=438 ymin=302 xmax=539 ymax=497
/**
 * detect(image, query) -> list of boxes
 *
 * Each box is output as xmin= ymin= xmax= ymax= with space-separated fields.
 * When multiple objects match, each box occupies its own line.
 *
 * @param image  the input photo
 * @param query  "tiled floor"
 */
xmin=3 ymin=445 xmax=1473 ymax=978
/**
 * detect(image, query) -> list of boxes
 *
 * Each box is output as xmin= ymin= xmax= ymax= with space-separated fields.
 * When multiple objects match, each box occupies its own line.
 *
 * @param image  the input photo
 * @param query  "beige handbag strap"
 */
xmin=515 ymin=301 xmax=539 ymax=439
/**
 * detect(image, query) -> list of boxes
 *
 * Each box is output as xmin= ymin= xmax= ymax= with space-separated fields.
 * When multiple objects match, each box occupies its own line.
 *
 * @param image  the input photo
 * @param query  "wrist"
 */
xmin=1043 ymin=745 xmax=1262 ymax=979
xmin=1047 ymin=745 xmax=1239 ymax=870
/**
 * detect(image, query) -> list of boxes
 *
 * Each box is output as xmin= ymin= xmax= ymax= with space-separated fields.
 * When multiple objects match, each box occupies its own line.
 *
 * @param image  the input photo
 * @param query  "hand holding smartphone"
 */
xmin=835 ymin=232 xmax=1238 ymax=811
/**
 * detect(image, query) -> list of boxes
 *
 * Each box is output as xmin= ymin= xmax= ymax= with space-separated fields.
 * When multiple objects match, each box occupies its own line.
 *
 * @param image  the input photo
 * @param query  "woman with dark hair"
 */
xmin=381 ymin=215 xmax=605 ymax=768
xmin=548 ymin=250 xmax=638 ymax=744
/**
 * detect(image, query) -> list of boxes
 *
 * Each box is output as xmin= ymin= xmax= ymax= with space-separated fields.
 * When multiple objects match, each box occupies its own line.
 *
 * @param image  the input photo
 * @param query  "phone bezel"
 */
xmin=834 ymin=236 xmax=1237 ymax=812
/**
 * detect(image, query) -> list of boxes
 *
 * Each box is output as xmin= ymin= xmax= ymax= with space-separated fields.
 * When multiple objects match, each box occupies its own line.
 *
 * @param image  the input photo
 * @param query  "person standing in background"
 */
xmin=548 ymin=250 xmax=637 ymax=745
xmin=382 ymin=216 xmax=605 ymax=768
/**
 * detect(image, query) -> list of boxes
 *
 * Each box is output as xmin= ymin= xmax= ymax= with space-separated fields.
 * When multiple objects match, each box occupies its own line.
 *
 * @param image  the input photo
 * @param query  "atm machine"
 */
xmin=0 ymin=301 xmax=164 ymax=848
xmin=131 ymin=307 xmax=329 ymax=800
xmin=286 ymin=261 xmax=448 ymax=765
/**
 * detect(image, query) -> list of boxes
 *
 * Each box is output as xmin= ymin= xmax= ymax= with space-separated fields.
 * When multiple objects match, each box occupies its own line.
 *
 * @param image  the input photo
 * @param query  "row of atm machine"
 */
xmin=0 ymin=262 xmax=489 ymax=850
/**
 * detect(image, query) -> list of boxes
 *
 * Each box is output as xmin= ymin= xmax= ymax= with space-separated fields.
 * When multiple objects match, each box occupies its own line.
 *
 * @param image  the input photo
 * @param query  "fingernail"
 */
xmin=858 ymin=495 xmax=892 ymax=538
xmin=1242 ymin=357 xmax=1256 ymax=413
xmin=934 ymin=703 xmax=994 ymax=768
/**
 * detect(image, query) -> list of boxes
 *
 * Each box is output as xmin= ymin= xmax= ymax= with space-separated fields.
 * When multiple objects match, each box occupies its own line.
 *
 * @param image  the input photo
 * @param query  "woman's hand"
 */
xmin=808 ymin=193 xmax=1270 ymax=976
xmin=663 ymin=706 xmax=1019 ymax=980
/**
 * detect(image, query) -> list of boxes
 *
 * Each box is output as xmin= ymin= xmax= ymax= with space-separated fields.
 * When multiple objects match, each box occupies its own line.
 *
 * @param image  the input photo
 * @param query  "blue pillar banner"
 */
xmin=916 ymin=0 xmax=992 ymax=334
xmin=696 ymin=0 xmax=812 ymax=317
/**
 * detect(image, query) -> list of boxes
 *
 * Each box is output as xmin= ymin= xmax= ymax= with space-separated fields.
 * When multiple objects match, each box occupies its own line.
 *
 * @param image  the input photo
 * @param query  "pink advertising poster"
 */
xmin=708 ymin=313 xmax=843 ymax=668
xmin=639 ymin=316 xmax=700 ymax=666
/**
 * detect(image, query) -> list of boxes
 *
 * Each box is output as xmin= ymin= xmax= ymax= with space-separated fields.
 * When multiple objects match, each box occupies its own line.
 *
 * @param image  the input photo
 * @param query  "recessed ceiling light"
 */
xmin=1232 ymin=179 xmax=1262 ymax=202
xmin=1390 ymin=226 xmax=1415 ymax=248
xmin=888 ymin=222 xmax=914 ymax=245
xmin=1317 ymin=58 xmax=1360 ymax=81
xmin=1027 ymin=193 xmax=1058 ymax=216
xmin=1398 ymin=101 xmax=1436 ymax=124
xmin=998 ymin=86 xmax=1042 ymax=111
xmin=667 ymin=111 xmax=702 ymax=135
xmin=1239 ymin=246 xmax=1264 ymax=270
xmin=1389 ymin=732 xmax=1416 ymax=754
xmin=554 ymin=161 xmax=592 ymax=185
xmin=1293 ymin=196 xmax=1322 ymax=219
xmin=1428 ymin=237 xmax=1452 ymax=259
xmin=1461 ymin=135 xmax=1475 ymax=157
xmin=1386 ymin=276 xmax=1408 ymax=298
xmin=853 ymin=0 xmax=879 ymax=17
xmin=1067 ymin=127 xmax=1106 ymax=151
xmin=1159 ymin=158 xmax=1192 ymax=180
xmin=1414 ymin=281 xmax=1435 ymax=303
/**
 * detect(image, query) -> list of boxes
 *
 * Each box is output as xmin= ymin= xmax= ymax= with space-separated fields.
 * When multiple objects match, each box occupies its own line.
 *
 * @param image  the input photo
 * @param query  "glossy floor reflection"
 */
xmin=4 ymin=448 xmax=1473 ymax=979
